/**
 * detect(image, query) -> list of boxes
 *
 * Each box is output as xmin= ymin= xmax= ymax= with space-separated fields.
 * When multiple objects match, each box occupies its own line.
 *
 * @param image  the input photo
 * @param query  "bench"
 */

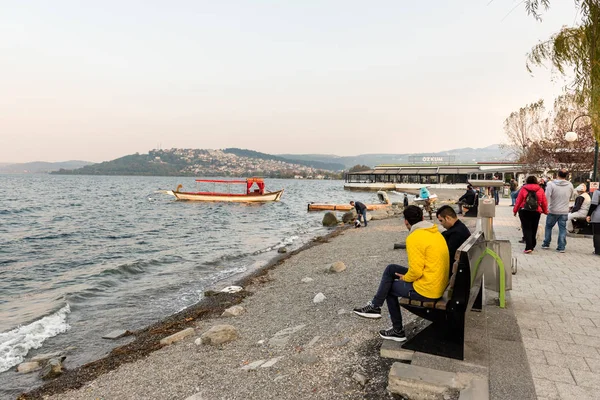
xmin=572 ymin=218 xmax=593 ymax=235
xmin=398 ymin=232 xmax=487 ymax=360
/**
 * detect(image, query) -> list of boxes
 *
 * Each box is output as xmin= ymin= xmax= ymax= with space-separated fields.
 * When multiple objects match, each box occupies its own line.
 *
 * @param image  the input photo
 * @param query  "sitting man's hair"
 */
xmin=525 ymin=175 xmax=538 ymax=185
xmin=558 ymin=169 xmax=568 ymax=179
xmin=467 ymin=184 xmax=473 ymax=189
xmin=436 ymin=205 xmax=457 ymax=219
xmin=403 ymin=205 xmax=423 ymax=226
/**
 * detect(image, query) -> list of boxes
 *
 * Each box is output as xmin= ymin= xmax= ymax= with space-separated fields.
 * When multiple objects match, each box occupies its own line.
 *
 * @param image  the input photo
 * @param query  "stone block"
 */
xmin=241 ymin=359 xmax=265 ymax=370
xmin=459 ymin=376 xmax=488 ymax=400
xmin=380 ymin=341 xmax=414 ymax=361
xmin=17 ymin=362 xmax=41 ymax=373
xmin=30 ymin=352 xmax=63 ymax=362
xmin=221 ymin=305 xmax=245 ymax=317
xmin=261 ymin=356 xmax=284 ymax=368
xmin=102 ymin=330 xmax=129 ymax=340
xmin=388 ymin=363 xmax=459 ymax=400
xmin=160 ymin=327 xmax=195 ymax=346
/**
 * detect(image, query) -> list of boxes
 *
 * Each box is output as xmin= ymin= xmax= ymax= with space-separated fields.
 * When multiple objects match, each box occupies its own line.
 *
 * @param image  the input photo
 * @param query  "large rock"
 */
xmin=222 ymin=305 xmax=245 ymax=317
xmin=160 ymin=327 xmax=196 ymax=345
xmin=30 ymin=352 xmax=63 ymax=363
xmin=342 ymin=210 xmax=357 ymax=223
xmin=17 ymin=362 xmax=41 ymax=374
xmin=370 ymin=210 xmax=390 ymax=220
xmin=328 ymin=261 xmax=346 ymax=273
xmin=199 ymin=324 xmax=239 ymax=346
xmin=40 ymin=357 xmax=65 ymax=380
xmin=322 ymin=212 xmax=339 ymax=227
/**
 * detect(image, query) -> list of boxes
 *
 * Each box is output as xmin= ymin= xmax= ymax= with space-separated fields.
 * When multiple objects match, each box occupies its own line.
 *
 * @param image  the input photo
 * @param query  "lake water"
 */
xmin=0 ymin=175 xmax=398 ymax=398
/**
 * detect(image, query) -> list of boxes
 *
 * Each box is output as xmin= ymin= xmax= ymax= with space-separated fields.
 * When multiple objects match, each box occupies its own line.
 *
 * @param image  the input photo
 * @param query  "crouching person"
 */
xmin=353 ymin=205 xmax=449 ymax=341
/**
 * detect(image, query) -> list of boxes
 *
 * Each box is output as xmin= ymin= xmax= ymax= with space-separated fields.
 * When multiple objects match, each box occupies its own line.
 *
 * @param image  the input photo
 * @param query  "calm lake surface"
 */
xmin=0 ymin=175 xmax=398 ymax=398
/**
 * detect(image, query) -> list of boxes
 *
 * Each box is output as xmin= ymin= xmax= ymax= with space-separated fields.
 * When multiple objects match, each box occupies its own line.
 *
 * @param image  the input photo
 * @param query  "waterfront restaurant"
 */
xmin=344 ymin=158 xmax=526 ymax=194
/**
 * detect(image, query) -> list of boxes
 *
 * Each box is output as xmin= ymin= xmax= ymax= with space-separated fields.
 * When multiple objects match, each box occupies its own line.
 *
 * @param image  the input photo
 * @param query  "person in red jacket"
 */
xmin=513 ymin=176 xmax=549 ymax=253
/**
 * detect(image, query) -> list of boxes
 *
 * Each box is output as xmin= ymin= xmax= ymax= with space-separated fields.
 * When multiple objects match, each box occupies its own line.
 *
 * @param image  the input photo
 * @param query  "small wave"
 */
xmin=24 ymin=232 xmax=73 ymax=241
xmin=0 ymin=304 xmax=71 ymax=373
xmin=0 ymin=206 xmax=42 ymax=215
xmin=253 ymin=235 xmax=300 ymax=254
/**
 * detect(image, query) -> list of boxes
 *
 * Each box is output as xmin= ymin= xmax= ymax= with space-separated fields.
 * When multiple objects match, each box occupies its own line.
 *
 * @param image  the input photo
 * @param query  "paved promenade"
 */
xmin=493 ymin=197 xmax=599 ymax=400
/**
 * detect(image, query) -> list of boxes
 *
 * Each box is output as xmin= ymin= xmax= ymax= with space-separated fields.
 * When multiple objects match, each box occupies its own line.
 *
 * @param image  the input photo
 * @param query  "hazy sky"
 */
xmin=1 ymin=1 xmax=580 ymax=163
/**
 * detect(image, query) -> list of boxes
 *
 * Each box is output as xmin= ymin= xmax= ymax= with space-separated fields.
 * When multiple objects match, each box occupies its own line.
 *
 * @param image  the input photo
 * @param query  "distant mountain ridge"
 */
xmin=277 ymin=144 xmax=514 ymax=169
xmin=2 ymin=144 xmax=513 ymax=175
xmin=0 ymin=161 xmax=93 ymax=174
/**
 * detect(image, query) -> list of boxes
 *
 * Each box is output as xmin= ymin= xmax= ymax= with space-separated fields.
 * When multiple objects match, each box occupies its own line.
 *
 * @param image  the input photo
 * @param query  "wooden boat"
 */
xmin=168 ymin=178 xmax=284 ymax=202
xmin=307 ymin=191 xmax=391 ymax=212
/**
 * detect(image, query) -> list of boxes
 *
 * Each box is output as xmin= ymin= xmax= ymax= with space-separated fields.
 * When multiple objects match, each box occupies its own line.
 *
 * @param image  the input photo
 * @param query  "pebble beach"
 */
xmin=19 ymin=217 xmax=421 ymax=400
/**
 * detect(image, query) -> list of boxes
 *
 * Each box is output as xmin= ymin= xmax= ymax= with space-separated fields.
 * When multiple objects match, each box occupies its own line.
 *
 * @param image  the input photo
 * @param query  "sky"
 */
xmin=0 ymin=0 xmax=582 ymax=163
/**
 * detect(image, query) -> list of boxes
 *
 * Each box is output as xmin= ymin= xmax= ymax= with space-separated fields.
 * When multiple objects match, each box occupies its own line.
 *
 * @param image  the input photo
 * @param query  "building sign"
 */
xmin=422 ymin=157 xmax=444 ymax=162
xmin=408 ymin=155 xmax=456 ymax=164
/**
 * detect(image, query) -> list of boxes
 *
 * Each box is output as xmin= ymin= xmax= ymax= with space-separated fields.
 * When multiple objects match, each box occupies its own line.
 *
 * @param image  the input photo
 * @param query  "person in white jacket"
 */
xmin=567 ymin=184 xmax=591 ymax=232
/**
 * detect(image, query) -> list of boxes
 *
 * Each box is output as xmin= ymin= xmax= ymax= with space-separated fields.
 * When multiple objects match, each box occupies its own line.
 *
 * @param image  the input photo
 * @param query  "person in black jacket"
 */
xmin=457 ymin=185 xmax=476 ymax=216
xmin=350 ymin=200 xmax=368 ymax=227
xmin=436 ymin=205 xmax=471 ymax=276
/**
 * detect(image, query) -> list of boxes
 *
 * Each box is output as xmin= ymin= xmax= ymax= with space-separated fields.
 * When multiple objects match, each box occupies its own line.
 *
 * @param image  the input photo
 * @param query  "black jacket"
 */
xmin=354 ymin=201 xmax=367 ymax=214
xmin=458 ymin=190 xmax=476 ymax=206
xmin=442 ymin=219 xmax=471 ymax=273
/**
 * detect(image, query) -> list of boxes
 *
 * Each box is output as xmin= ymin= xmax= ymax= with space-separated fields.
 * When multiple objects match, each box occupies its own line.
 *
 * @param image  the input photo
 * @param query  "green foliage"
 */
xmin=348 ymin=164 xmax=372 ymax=173
xmin=525 ymin=1 xmax=600 ymax=143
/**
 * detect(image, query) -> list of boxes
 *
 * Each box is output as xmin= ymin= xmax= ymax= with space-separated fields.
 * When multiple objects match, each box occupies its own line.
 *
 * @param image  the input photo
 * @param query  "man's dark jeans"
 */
xmin=359 ymin=211 xmax=368 ymax=227
xmin=371 ymin=264 xmax=435 ymax=330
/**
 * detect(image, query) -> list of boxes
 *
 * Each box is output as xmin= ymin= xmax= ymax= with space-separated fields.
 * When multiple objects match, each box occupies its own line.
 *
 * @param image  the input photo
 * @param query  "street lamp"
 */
xmin=564 ymin=114 xmax=599 ymax=182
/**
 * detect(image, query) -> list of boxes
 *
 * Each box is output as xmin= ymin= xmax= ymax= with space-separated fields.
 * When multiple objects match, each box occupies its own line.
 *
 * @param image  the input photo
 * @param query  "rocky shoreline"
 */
xmin=18 ymin=213 xmax=417 ymax=400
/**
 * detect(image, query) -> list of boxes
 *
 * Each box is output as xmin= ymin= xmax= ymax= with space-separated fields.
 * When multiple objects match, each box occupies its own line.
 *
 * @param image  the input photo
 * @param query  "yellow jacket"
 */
xmin=404 ymin=221 xmax=449 ymax=299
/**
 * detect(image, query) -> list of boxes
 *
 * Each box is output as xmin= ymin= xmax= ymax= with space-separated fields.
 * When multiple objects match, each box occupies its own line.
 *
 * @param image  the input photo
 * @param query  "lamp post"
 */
xmin=564 ymin=114 xmax=599 ymax=182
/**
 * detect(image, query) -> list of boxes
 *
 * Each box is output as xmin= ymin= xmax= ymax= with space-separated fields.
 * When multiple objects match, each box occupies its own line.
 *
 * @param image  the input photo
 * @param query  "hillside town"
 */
xmin=148 ymin=148 xmax=334 ymax=178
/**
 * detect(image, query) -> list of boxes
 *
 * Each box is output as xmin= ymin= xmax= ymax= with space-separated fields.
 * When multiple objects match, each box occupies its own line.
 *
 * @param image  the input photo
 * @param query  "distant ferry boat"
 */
xmin=344 ymin=161 xmax=527 ymax=196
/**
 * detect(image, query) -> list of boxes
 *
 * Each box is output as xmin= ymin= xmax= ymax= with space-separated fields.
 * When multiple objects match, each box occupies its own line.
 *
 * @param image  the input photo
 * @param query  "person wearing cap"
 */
xmin=568 ymin=184 xmax=591 ymax=233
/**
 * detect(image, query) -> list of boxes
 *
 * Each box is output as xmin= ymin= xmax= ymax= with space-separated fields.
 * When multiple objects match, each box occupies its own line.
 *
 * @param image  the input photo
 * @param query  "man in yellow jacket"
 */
xmin=354 ymin=205 xmax=449 ymax=341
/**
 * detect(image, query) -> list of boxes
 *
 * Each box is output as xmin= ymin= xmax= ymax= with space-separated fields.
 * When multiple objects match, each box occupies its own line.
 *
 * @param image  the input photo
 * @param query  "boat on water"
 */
xmin=167 ymin=178 xmax=284 ymax=202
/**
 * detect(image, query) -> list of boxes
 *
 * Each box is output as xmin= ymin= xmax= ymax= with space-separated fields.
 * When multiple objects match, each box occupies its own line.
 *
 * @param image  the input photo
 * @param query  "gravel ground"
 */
xmin=36 ymin=217 xmax=418 ymax=400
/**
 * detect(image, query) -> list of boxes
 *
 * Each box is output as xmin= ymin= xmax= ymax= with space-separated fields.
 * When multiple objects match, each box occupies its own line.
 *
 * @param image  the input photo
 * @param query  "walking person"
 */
xmin=567 ymin=184 xmax=591 ymax=233
xmin=587 ymin=189 xmax=600 ymax=255
xmin=350 ymin=200 xmax=368 ymax=227
xmin=513 ymin=176 xmax=548 ymax=253
xmin=542 ymin=169 xmax=575 ymax=253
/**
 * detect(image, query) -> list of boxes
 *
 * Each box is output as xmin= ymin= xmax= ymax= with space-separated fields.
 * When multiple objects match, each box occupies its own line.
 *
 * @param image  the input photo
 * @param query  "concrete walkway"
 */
xmin=493 ymin=197 xmax=599 ymax=400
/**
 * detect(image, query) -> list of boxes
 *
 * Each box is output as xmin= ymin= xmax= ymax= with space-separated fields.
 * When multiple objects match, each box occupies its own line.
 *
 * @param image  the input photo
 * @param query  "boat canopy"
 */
xmin=195 ymin=178 xmax=265 ymax=195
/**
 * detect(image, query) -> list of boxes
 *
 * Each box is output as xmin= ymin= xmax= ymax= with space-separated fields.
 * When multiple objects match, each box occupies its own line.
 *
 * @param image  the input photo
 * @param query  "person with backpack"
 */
xmin=513 ymin=175 xmax=548 ymax=253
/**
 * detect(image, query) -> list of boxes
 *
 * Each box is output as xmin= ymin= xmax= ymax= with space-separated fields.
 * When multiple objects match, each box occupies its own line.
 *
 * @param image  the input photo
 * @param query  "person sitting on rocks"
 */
xmin=353 ymin=205 xmax=449 ymax=342
xmin=436 ymin=205 xmax=471 ymax=276
xmin=350 ymin=200 xmax=368 ymax=227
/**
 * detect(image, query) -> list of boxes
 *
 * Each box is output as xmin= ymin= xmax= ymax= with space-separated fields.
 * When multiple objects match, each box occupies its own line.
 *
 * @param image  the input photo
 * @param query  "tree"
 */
xmin=519 ymin=94 xmax=596 ymax=176
xmin=502 ymin=99 xmax=547 ymax=161
xmin=348 ymin=164 xmax=372 ymax=173
xmin=525 ymin=0 xmax=600 ymax=178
